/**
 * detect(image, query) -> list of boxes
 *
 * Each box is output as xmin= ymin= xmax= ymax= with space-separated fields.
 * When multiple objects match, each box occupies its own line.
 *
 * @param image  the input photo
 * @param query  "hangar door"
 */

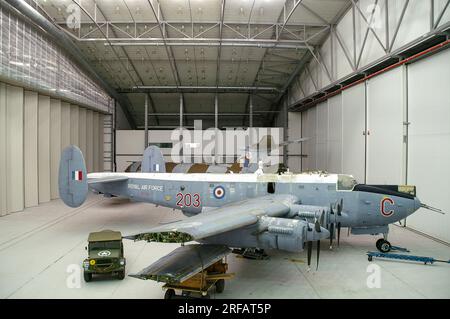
xmin=406 ymin=49 xmax=450 ymax=243
xmin=366 ymin=67 xmax=405 ymax=184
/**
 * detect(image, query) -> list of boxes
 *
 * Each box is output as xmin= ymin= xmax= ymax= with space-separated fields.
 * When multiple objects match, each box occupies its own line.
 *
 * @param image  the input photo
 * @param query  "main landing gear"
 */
xmin=376 ymin=233 xmax=391 ymax=253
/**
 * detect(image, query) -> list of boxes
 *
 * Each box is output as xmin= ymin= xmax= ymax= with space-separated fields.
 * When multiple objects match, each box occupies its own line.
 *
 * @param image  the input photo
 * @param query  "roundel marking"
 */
xmin=380 ymin=197 xmax=395 ymax=217
xmin=213 ymin=186 xmax=226 ymax=199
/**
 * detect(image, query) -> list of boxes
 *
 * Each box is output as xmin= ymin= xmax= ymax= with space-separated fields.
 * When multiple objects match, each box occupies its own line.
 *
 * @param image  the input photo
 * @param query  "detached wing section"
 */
xmin=125 ymin=194 xmax=298 ymax=243
xmin=129 ymin=244 xmax=231 ymax=284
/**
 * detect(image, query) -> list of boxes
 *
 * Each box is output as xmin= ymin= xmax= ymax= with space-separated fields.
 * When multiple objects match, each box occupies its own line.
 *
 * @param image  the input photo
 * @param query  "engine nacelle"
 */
xmin=257 ymin=216 xmax=307 ymax=253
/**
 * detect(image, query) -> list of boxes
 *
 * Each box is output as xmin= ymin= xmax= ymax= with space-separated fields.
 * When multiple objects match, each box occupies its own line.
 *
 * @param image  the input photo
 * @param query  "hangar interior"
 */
xmin=0 ymin=0 xmax=449 ymax=299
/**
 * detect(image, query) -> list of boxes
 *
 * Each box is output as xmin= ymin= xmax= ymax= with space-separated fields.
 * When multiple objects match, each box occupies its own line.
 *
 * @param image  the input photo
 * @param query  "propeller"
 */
xmin=316 ymin=240 xmax=321 ymax=271
xmin=306 ymin=220 xmax=323 ymax=271
xmin=337 ymin=222 xmax=341 ymax=246
xmin=337 ymin=198 xmax=343 ymax=216
xmin=307 ymin=241 xmax=312 ymax=269
xmin=329 ymin=222 xmax=334 ymax=248
xmin=314 ymin=219 xmax=321 ymax=233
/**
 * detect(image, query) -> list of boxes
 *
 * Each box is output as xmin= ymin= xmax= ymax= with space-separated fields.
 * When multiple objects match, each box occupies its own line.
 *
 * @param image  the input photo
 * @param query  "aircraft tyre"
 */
xmin=215 ymin=279 xmax=225 ymax=293
xmin=376 ymin=238 xmax=384 ymax=250
xmin=378 ymin=240 xmax=391 ymax=253
xmin=164 ymin=289 xmax=175 ymax=299
xmin=117 ymin=270 xmax=125 ymax=280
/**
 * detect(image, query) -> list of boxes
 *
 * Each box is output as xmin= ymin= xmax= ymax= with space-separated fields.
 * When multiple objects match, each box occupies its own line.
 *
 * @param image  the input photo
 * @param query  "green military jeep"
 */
xmin=83 ymin=230 xmax=126 ymax=282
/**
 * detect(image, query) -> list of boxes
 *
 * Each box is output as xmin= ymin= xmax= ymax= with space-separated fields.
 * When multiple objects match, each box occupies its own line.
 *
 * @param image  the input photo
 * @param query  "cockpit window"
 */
xmin=337 ymin=175 xmax=357 ymax=191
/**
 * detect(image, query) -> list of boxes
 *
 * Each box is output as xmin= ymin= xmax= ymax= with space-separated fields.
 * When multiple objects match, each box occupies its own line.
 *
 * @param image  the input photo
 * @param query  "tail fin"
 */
xmin=141 ymin=145 xmax=166 ymax=173
xmin=58 ymin=145 xmax=88 ymax=208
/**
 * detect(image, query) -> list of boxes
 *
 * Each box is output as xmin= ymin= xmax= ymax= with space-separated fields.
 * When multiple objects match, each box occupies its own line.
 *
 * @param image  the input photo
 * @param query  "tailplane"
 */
xmin=58 ymin=145 xmax=88 ymax=208
xmin=141 ymin=145 xmax=166 ymax=173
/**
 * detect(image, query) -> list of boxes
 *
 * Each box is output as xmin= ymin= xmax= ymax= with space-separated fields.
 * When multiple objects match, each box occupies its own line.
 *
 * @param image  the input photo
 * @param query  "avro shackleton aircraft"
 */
xmin=59 ymin=145 xmax=440 ymax=272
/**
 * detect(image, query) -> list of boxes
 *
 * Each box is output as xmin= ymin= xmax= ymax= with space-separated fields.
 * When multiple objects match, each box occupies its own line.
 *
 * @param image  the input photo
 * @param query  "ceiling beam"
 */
xmin=119 ymin=86 xmax=279 ymax=94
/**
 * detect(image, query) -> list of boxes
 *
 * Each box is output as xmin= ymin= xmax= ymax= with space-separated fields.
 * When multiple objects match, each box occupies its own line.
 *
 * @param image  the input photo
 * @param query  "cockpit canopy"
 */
xmin=337 ymin=174 xmax=358 ymax=191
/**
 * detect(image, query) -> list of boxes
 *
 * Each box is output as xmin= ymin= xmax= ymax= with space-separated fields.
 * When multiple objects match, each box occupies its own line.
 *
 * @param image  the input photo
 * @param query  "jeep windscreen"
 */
xmin=89 ymin=241 xmax=121 ymax=250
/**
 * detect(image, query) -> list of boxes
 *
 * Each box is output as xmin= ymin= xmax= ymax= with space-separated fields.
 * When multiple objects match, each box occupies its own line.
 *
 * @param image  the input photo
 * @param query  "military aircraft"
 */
xmin=59 ymin=144 xmax=442 ymax=274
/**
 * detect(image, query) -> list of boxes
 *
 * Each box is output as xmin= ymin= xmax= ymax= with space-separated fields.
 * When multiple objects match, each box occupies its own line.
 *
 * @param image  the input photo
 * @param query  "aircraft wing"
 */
xmin=125 ymin=194 xmax=298 ymax=243
xmin=129 ymin=244 xmax=231 ymax=284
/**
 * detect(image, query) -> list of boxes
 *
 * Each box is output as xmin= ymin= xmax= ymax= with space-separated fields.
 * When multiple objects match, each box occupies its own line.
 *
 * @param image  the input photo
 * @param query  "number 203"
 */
xmin=176 ymin=193 xmax=201 ymax=208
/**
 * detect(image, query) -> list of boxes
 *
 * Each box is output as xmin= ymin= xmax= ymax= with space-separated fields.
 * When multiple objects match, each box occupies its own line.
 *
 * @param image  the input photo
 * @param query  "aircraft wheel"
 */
xmin=215 ymin=279 xmax=225 ymax=293
xmin=83 ymin=272 xmax=92 ymax=282
xmin=368 ymin=256 xmax=373 ymax=262
xmin=164 ymin=289 xmax=175 ymax=300
xmin=375 ymin=238 xmax=384 ymax=250
xmin=379 ymin=240 xmax=391 ymax=253
xmin=117 ymin=270 xmax=125 ymax=280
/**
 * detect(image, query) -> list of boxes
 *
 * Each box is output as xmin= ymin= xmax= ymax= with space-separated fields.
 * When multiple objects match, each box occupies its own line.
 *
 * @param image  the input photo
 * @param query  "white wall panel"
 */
xmin=316 ymin=102 xmax=328 ymax=171
xmin=50 ymin=99 xmax=61 ymax=199
xmin=406 ymin=49 xmax=450 ymax=243
xmin=435 ymin=0 xmax=450 ymax=28
xmin=24 ymin=91 xmax=39 ymax=208
xmin=86 ymin=110 xmax=94 ymax=172
xmin=0 ymin=83 xmax=7 ymax=216
xmin=38 ymin=95 xmax=51 ymax=203
xmin=6 ymin=85 xmax=24 ymax=213
xmin=390 ymin=0 xmax=430 ymax=52
xmin=301 ymin=107 xmax=317 ymax=170
xmin=357 ymin=0 xmax=387 ymax=68
xmin=70 ymin=105 xmax=79 ymax=146
xmin=78 ymin=108 xmax=87 ymax=158
xmin=342 ymin=83 xmax=366 ymax=183
xmin=327 ymin=95 xmax=343 ymax=173
xmin=288 ymin=112 xmax=302 ymax=172
xmin=84 ymin=110 xmax=94 ymax=172
xmin=93 ymin=112 xmax=100 ymax=172
xmin=366 ymin=67 xmax=404 ymax=184
xmin=98 ymin=114 xmax=104 ymax=172
xmin=61 ymin=102 xmax=71 ymax=150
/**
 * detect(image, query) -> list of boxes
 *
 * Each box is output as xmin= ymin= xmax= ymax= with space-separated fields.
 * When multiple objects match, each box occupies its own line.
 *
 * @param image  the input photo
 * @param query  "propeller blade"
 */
xmin=307 ymin=241 xmax=312 ymax=268
xmin=338 ymin=198 xmax=343 ymax=216
xmin=330 ymin=204 xmax=334 ymax=215
xmin=316 ymin=240 xmax=321 ymax=271
xmin=329 ymin=223 xmax=334 ymax=248
xmin=337 ymin=222 xmax=341 ymax=246
xmin=320 ymin=210 xmax=325 ymax=226
xmin=315 ymin=220 xmax=321 ymax=232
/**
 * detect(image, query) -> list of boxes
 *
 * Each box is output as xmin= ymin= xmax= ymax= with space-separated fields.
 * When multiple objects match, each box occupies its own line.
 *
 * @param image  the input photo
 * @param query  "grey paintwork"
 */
xmin=59 ymin=145 xmax=421 ymax=253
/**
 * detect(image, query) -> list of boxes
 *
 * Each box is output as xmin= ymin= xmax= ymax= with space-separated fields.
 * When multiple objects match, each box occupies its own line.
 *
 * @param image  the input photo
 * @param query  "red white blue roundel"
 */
xmin=213 ymin=186 xmax=225 ymax=199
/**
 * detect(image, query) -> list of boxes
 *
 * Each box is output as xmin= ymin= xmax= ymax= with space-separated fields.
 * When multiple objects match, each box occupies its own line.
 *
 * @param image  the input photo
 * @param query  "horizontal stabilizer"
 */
xmin=129 ymin=244 xmax=231 ymax=284
xmin=88 ymin=176 xmax=128 ymax=185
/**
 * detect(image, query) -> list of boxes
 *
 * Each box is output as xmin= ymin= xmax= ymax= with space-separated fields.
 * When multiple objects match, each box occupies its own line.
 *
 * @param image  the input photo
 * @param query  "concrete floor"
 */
xmin=0 ymin=195 xmax=449 ymax=299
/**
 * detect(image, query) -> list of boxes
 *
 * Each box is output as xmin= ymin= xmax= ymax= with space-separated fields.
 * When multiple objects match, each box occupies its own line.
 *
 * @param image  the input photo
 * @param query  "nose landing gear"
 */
xmin=376 ymin=238 xmax=392 ymax=253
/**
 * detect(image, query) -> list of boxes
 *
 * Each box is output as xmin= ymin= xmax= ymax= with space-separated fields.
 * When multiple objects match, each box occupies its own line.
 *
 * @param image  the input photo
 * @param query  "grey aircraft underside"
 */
xmin=58 ymin=145 xmax=440 ymax=269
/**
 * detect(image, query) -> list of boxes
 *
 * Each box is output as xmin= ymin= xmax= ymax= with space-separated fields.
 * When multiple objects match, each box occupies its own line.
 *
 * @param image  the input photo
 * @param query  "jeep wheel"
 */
xmin=83 ymin=272 xmax=92 ymax=282
xmin=117 ymin=270 xmax=125 ymax=280
xmin=164 ymin=289 xmax=175 ymax=300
